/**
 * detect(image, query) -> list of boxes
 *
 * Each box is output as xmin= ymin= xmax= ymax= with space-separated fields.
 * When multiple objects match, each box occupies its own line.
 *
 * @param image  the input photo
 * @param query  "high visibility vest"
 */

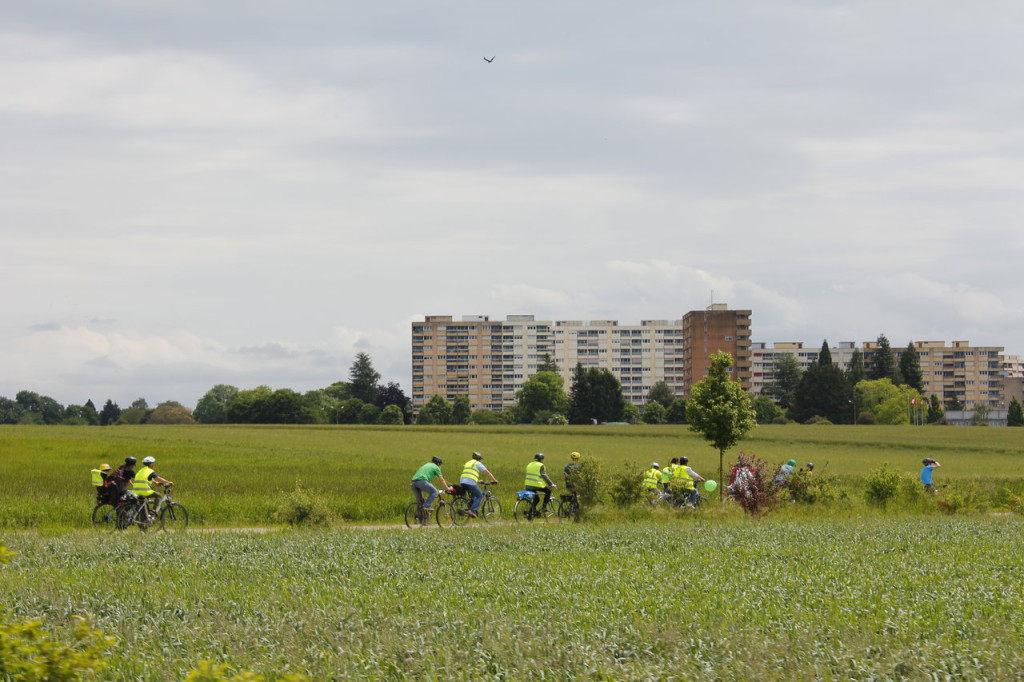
xmin=91 ymin=469 xmax=105 ymax=487
xmin=133 ymin=466 xmax=156 ymax=497
xmin=643 ymin=468 xmax=660 ymax=490
xmin=461 ymin=459 xmax=481 ymax=483
xmin=660 ymin=466 xmax=673 ymax=483
xmin=674 ymin=465 xmax=695 ymax=490
xmin=525 ymin=461 xmax=546 ymax=488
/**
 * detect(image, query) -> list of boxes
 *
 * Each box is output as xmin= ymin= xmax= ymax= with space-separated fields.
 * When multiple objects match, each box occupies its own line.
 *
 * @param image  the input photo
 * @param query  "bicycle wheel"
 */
xmin=435 ymin=501 xmax=454 ymax=528
xmin=405 ymin=502 xmax=426 ymax=529
xmin=113 ymin=505 xmax=133 ymax=531
xmin=557 ymin=498 xmax=579 ymax=522
xmin=481 ymin=496 xmax=503 ymax=523
xmin=450 ymin=497 xmax=474 ymax=526
xmin=92 ymin=502 xmax=115 ymax=526
xmin=513 ymin=498 xmax=535 ymax=523
xmin=159 ymin=502 xmax=189 ymax=532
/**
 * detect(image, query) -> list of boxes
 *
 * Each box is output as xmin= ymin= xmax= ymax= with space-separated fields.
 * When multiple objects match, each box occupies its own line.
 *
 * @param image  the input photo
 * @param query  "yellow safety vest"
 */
xmin=674 ymin=465 xmax=695 ymax=490
xmin=661 ymin=465 xmax=674 ymax=483
xmin=133 ymin=466 xmax=156 ymax=497
xmin=461 ymin=459 xmax=481 ymax=483
xmin=91 ymin=469 xmax=105 ymax=487
xmin=643 ymin=468 xmax=660 ymax=490
xmin=525 ymin=461 xmax=546 ymax=488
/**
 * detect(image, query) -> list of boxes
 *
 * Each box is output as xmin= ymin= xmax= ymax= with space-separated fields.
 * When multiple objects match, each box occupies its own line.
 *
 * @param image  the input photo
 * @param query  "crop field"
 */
xmin=1 ymin=518 xmax=1022 ymax=680
xmin=1 ymin=424 xmax=1022 ymax=528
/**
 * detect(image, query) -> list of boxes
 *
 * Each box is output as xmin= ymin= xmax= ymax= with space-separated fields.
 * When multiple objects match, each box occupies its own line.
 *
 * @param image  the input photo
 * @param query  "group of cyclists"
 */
xmin=411 ymin=451 xmax=584 ymax=519
xmin=642 ymin=457 xmax=706 ymax=507
xmin=92 ymin=455 xmax=174 ymax=518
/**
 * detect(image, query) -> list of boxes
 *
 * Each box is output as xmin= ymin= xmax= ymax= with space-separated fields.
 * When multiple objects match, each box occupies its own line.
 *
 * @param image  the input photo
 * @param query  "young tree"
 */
xmin=348 ymin=352 xmax=381 ymax=403
xmin=193 ymin=384 xmax=239 ymax=424
xmin=641 ymin=401 xmax=667 ymax=424
xmin=764 ymin=354 xmax=802 ymax=410
xmin=1007 ymin=397 xmax=1024 ymax=427
xmin=512 ymin=371 xmax=569 ymax=424
xmin=970 ymin=401 xmax=991 ymax=426
xmin=537 ymin=354 xmax=559 ymax=373
xmin=687 ymin=351 xmax=757 ymax=498
xmin=148 ymin=401 xmax=196 ymax=425
xmin=946 ymin=395 xmax=965 ymax=412
xmin=378 ymin=404 xmax=405 ymax=425
xmin=750 ymin=394 xmax=782 ymax=424
xmin=899 ymin=342 xmax=923 ymax=391
xmin=646 ymin=381 xmax=676 ymax=409
xmin=927 ymin=394 xmax=945 ymax=424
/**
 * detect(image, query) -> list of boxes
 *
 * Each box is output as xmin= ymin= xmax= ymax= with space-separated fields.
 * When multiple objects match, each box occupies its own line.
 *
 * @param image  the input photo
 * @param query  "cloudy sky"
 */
xmin=3 ymin=1 xmax=1023 ymax=409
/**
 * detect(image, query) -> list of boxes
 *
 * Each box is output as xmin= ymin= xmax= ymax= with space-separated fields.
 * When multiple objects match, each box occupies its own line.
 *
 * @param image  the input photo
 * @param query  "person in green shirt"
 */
xmin=411 ymin=456 xmax=450 ymax=511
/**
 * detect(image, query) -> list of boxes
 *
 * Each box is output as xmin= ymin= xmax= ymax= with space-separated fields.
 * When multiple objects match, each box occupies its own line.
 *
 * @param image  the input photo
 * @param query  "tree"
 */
xmin=15 ymin=391 xmax=64 ymax=425
xmin=789 ymin=341 xmax=853 ymax=424
xmin=324 ymin=382 xmax=352 ymax=402
xmin=417 ymin=395 xmax=453 ymax=425
xmin=646 ymin=381 xmax=676 ymax=409
xmin=899 ymin=342 xmax=923 ymax=391
xmin=225 ymin=386 xmax=274 ymax=423
xmin=537 ymin=354 xmax=559 ymax=373
xmin=63 ymin=403 xmax=99 ymax=425
xmin=946 ymin=395 xmax=965 ymax=411
xmin=641 ymin=401 xmax=667 ymax=424
xmin=512 ymin=371 xmax=569 ymax=424
xmin=750 ymin=394 xmax=783 ymax=424
xmin=193 ymin=385 xmax=239 ymax=424
xmin=970 ymin=401 xmax=991 ymax=426
xmin=378 ymin=404 xmax=404 ymax=425
xmin=567 ymin=364 xmax=626 ymax=424
xmin=303 ymin=389 xmax=337 ymax=424
xmin=98 ymin=400 xmax=121 ymax=426
xmin=357 ymin=403 xmax=381 ymax=425
xmin=469 ymin=409 xmax=509 ymax=425
xmin=375 ymin=382 xmax=410 ymax=423
xmin=335 ymin=398 xmax=366 ymax=424
xmin=687 ymin=351 xmax=757 ymax=498
xmin=451 ymin=396 xmax=472 ymax=425
xmin=868 ymin=335 xmax=902 ymax=384
xmin=348 ymin=353 xmax=381 ymax=404
xmin=927 ymin=394 xmax=945 ymax=424
xmin=148 ymin=401 xmax=195 ymax=425
xmin=764 ymin=354 xmax=801 ymax=410
xmin=845 ymin=348 xmax=866 ymax=386
xmin=666 ymin=398 xmax=688 ymax=424
xmin=265 ymin=389 xmax=318 ymax=424
xmin=854 ymin=379 xmax=921 ymax=425
xmin=1007 ymin=397 xmax=1024 ymax=427
xmin=0 ymin=397 xmax=24 ymax=424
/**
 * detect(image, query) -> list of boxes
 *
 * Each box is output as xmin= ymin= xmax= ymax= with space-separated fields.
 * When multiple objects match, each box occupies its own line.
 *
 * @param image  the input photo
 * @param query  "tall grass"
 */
xmin=1 ymin=424 xmax=1021 ymax=528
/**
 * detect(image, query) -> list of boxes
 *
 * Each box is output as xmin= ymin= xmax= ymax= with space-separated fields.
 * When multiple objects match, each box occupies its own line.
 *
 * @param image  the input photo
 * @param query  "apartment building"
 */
xmin=411 ymin=305 xmax=752 ymax=412
xmin=751 ymin=339 xmax=1005 ymax=408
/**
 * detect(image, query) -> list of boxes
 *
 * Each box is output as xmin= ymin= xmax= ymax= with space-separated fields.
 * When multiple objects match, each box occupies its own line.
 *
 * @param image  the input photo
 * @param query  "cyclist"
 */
xmin=91 ymin=463 xmax=114 ymax=503
xmin=411 ymin=456 xmax=450 ymax=512
xmin=524 ymin=453 xmax=557 ymax=513
xmin=460 ymin=452 xmax=499 ymax=518
xmin=662 ymin=457 xmax=678 ymax=492
xmin=673 ymin=456 xmax=705 ymax=506
xmin=133 ymin=456 xmax=173 ymax=517
xmin=643 ymin=462 xmax=661 ymax=494
xmin=774 ymin=459 xmax=797 ymax=486
xmin=564 ymin=452 xmax=582 ymax=491
xmin=108 ymin=457 xmax=138 ymax=499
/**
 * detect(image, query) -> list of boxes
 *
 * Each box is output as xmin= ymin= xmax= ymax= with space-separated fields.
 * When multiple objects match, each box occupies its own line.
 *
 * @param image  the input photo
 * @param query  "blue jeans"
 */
xmin=462 ymin=481 xmax=483 ymax=512
xmin=411 ymin=480 xmax=438 ymax=508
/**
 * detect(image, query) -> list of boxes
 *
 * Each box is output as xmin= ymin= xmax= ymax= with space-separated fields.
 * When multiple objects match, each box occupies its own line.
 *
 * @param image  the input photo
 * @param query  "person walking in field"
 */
xmin=411 ymin=456 xmax=450 ymax=512
xmin=524 ymin=453 xmax=557 ymax=513
xmin=460 ymin=452 xmax=498 ymax=518
xmin=920 ymin=458 xmax=941 ymax=493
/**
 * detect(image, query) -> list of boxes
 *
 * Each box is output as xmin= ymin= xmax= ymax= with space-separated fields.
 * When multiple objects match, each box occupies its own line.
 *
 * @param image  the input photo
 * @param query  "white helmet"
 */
xmin=652 ymin=462 xmax=660 ymax=469
xmin=142 ymin=456 xmax=156 ymax=465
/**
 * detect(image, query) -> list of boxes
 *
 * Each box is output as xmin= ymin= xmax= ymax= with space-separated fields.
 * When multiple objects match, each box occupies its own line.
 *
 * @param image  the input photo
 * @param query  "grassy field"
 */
xmin=1 ymin=518 xmax=1022 ymax=680
xmin=0 ymin=423 xmax=1022 ymax=528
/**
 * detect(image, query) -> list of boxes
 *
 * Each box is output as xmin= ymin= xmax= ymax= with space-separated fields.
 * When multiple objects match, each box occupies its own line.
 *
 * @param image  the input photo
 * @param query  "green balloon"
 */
xmin=704 ymin=480 xmax=718 ymax=492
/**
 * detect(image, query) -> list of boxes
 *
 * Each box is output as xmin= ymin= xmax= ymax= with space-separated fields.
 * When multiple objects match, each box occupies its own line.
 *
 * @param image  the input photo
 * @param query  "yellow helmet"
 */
xmin=570 ymin=452 xmax=581 ymax=460
xmin=99 ymin=463 xmax=111 ymax=471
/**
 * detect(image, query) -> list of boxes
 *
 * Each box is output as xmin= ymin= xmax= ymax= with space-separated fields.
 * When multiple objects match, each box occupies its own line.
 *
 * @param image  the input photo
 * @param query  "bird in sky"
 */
xmin=483 ymin=56 xmax=495 ymax=63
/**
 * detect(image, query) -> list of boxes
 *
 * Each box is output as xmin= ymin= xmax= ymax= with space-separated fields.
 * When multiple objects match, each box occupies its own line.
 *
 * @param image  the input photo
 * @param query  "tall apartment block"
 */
xmin=751 ymin=340 xmax=1005 ymax=408
xmin=411 ymin=305 xmax=753 ymax=413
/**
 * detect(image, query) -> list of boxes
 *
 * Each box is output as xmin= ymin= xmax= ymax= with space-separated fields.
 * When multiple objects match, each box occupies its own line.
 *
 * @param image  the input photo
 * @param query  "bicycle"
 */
xmin=405 ymin=488 xmax=455 ymax=528
xmin=449 ymin=482 xmax=501 ymax=526
xmin=113 ymin=484 xmax=188 ymax=532
xmin=513 ymin=489 xmax=556 ymax=523
xmin=556 ymin=491 xmax=580 ymax=522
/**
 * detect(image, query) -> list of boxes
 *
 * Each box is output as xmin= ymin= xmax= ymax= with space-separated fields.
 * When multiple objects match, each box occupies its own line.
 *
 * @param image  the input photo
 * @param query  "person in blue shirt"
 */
xmin=920 ymin=458 xmax=941 ymax=493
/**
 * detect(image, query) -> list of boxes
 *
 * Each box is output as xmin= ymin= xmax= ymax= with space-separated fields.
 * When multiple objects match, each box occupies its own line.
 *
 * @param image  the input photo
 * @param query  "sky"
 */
xmin=3 ymin=1 xmax=1023 ymax=410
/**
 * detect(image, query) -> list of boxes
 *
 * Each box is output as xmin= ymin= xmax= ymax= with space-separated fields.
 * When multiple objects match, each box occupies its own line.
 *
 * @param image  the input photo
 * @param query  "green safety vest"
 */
xmin=461 ymin=459 xmax=481 ymax=483
xmin=643 ymin=468 xmax=660 ymax=489
xmin=524 ymin=461 xmax=546 ymax=488
xmin=674 ymin=465 xmax=695 ymax=490
xmin=133 ymin=466 xmax=155 ymax=496
xmin=91 ymin=469 xmax=104 ymax=487
xmin=660 ymin=466 xmax=673 ymax=483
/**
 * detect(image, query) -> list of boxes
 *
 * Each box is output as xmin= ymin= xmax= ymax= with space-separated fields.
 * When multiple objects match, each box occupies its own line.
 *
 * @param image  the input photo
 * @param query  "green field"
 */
xmin=1 ymin=423 xmax=1022 ymax=528
xmin=1 ymin=518 xmax=1022 ymax=679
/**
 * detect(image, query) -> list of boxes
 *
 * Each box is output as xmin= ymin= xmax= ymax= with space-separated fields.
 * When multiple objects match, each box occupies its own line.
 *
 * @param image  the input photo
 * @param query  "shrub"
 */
xmin=803 ymin=415 xmax=833 ymax=425
xmin=1005 ymin=490 xmax=1024 ymax=515
xmin=856 ymin=411 xmax=879 ymax=425
xmin=377 ymin=404 xmax=404 ymax=425
xmin=770 ymin=415 xmax=790 ymax=425
xmin=0 ymin=615 xmax=114 ymax=681
xmin=726 ymin=451 xmax=781 ymax=516
xmin=935 ymin=482 xmax=987 ymax=515
xmin=185 ymin=660 xmax=310 ymax=681
xmin=788 ymin=470 xmax=843 ymax=505
xmin=572 ymin=456 xmax=603 ymax=511
xmin=865 ymin=463 xmax=903 ymax=507
xmin=546 ymin=413 xmax=569 ymax=426
xmin=469 ymin=409 xmax=508 ymax=425
xmin=608 ymin=464 xmax=645 ymax=508
xmin=273 ymin=480 xmax=330 ymax=527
